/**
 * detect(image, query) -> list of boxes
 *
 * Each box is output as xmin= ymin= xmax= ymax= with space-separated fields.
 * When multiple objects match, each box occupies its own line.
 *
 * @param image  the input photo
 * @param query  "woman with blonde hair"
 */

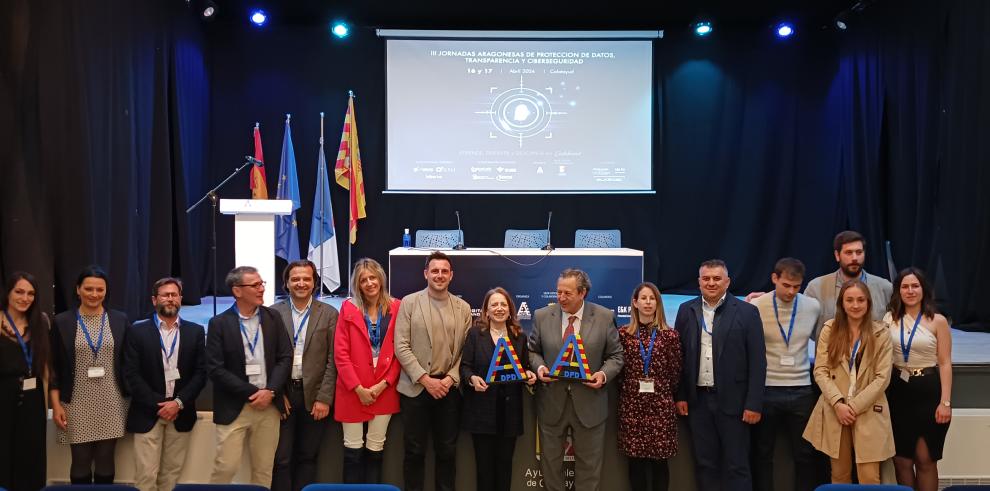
xmin=803 ymin=279 xmax=894 ymax=484
xmin=617 ymin=282 xmax=681 ymax=491
xmin=334 ymin=258 xmax=402 ymax=483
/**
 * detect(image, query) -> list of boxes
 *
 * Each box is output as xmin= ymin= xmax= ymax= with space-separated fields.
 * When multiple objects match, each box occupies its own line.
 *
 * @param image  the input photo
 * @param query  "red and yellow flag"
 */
xmin=334 ymin=95 xmax=366 ymax=244
xmin=250 ymin=123 xmax=269 ymax=199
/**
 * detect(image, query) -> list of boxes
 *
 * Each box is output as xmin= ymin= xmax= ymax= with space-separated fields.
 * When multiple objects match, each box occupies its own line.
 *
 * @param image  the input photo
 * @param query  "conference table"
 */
xmin=388 ymin=247 xmax=644 ymax=332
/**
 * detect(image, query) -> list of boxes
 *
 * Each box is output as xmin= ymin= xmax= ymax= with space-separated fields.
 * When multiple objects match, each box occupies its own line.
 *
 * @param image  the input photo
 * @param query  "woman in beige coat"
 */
xmin=803 ymin=279 xmax=895 ymax=484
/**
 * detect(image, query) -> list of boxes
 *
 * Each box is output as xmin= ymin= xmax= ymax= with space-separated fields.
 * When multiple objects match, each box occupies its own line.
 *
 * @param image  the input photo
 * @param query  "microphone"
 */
xmin=244 ymin=156 xmax=264 ymax=166
xmin=541 ymin=211 xmax=554 ymax=251
xmin=453 ymin=211 xmax=466 ymax=250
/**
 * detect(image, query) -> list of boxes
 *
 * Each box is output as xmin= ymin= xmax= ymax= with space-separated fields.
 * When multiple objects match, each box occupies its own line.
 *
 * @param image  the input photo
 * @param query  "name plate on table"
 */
xmin=547 ymin=334 xmax=592 ymax=382
xmin=485 ymin=337 xmax=528 ymax=385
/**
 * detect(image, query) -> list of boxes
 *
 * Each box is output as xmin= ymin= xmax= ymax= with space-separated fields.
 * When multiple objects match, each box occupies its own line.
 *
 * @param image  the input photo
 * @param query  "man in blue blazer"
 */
xmin=675 ymin=259 xmax=766 ymax=491
xmin=123 ymin=277 xmax=207 ymax=491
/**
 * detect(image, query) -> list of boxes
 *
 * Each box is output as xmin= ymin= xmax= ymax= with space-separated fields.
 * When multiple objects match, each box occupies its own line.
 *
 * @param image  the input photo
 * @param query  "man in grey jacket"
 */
xmin=270 ymin=260 xmax=338 ymax=491
xmin=394 ymin=251 xmax=472 ymax=491
xmin=528 ymin=268 xmax=624 ymax=491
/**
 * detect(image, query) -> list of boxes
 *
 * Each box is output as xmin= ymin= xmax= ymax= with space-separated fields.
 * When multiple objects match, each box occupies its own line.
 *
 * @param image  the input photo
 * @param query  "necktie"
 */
xmin=563 ymin=315 xmax=576 ymax=340
xmin=563 ymin=315 xmax=577 ymax=362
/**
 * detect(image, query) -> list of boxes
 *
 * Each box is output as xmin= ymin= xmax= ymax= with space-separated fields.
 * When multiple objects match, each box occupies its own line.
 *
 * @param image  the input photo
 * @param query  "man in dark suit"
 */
xmin=123 ymin=277 xmax=207 ymax=491
xmin=207 ymin=266 xmax=292 ymax=487
xmin=675 ymin=259 xmax=766 ymax=491
xmin=271 ymin=260 xmax=338 ymax=491
xmin=528 ymin=268 xmax=624 ymax=491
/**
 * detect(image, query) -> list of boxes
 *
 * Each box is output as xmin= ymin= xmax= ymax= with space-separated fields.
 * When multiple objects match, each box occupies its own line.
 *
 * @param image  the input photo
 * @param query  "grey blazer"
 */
xmin=394 ymin=288 xmax=473 ymax=398
xmin=527 ymin=301 xmax=623 ymax=428
xmin=270 ymin=298 xmax=338 ymax=411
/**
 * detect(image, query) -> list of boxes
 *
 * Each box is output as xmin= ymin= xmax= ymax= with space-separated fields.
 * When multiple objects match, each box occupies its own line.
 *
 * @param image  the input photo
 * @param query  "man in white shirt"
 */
xmin=123 ymin=278 xmax=207 ymax=491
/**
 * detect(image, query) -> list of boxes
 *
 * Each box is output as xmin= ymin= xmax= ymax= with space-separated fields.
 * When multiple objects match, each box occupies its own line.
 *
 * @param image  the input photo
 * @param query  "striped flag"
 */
xmin=334 ymin=94 xmax=366 ymax=244
xmin=250 ymin=123 xmax=269 ymax=199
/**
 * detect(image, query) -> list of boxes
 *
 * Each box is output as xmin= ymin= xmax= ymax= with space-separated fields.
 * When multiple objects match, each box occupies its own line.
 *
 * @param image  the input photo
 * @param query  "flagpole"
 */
xmin=319 ymin=112 xmax=326 ymax=299
xmin=346 ymin=90 xmax=355 ymax=297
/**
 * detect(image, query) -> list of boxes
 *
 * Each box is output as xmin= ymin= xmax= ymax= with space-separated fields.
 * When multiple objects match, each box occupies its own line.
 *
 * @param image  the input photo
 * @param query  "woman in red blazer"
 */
xmin=334 ymin=258 xmax=401 ymax=484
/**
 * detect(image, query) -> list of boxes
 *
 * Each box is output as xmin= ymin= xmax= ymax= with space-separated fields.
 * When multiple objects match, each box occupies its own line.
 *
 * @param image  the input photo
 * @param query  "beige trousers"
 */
xmin=830 ymin=425 xmax=882 ymax=484
xmin=210 ymin=404 xmax=281 ymax=487
xmin=133 ymin=418 xmax=191 ymax=491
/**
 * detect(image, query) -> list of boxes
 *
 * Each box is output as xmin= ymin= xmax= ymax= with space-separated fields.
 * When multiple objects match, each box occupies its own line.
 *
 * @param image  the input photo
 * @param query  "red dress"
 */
xmin=617 ymin=325 xmax=682 ymax=460
xmin=333 ymin=298 xmax=402 ymax=422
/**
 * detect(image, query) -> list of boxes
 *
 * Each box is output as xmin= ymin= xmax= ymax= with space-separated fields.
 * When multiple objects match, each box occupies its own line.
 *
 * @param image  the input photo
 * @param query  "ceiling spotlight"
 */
xmin=775 ymin=22 xmax=795 ymax=38
xmin=201 ymin=0 xmax=217 ymax=19
xmin=250 ymin=9 xmax=267 ymax=26
xmin=331 ymin=21 xmax=349 ymax=39
xmin=834 ymin=12 xmax=849 ymax=30
xmin=694 ymin=21 xmax=713 ymax=37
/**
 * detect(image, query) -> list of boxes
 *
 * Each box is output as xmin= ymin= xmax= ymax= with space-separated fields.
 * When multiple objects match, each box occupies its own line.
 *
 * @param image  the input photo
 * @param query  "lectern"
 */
xmin=219 ymin=199 xmax=293 ymax=306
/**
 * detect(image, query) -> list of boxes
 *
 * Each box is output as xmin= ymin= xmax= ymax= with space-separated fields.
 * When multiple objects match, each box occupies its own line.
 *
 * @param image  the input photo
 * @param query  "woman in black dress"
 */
xmin=0 ymin=272 xmax=51 ymax=491
xmin=460 ymin=287 xmax=537 ymax=491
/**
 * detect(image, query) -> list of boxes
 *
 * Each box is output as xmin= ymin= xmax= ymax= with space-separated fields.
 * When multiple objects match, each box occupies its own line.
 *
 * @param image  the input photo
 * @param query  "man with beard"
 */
xmin=804 ymin=231 xmax=892 ymax=337
xmin=271 ymin=260 xmax=338 ymax=491
xmin=122 ymin=278 xmax=208 ymax=491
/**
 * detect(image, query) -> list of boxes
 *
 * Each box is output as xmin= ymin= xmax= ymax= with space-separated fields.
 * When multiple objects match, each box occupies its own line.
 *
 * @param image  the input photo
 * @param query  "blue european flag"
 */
xmin=275 ymin=115 xmax=301 ymax=262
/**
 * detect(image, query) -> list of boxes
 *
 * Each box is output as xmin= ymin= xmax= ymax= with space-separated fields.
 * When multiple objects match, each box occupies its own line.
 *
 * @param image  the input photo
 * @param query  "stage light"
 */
xmin=331 ymin=21 xmax=349 ymax=39
xmin=694 ymin=21 xmax=713 ymax=37
xmin=775 ymin=22 xmax=795 ymax=38
xmin=834 ymin=11 xmax=849 ymax=30
xmin=201 ymin=0 xmax=216 ymax=19
xmin=250 ymin=10 xmax=267 ymax=26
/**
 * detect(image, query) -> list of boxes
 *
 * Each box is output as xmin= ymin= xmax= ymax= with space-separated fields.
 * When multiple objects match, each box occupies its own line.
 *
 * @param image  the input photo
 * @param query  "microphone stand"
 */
xmin=187 ymin=159 xmax=255 ymax=317
xmin=453 ymin=210 xmax=466 ymax=250
xmin=541 ymin=211 xmax=555 ymax=251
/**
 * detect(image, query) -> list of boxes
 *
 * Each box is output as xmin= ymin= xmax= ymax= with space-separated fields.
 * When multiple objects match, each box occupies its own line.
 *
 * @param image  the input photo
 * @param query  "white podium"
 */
xmin=219 ymin=199 xmax=293 ymax=306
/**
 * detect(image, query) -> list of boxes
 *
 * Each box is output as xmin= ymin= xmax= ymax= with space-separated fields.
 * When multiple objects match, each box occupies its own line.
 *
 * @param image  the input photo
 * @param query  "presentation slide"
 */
xmin=385 ymin=36 xmax=654 ymax=193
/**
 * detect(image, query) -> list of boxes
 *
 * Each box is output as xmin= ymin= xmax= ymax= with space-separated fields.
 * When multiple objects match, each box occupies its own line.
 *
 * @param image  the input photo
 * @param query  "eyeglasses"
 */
xmin=236 ymin=281 xmax=267 ymax=289
xmin=156 ymin=292 xmax=181 ymax=299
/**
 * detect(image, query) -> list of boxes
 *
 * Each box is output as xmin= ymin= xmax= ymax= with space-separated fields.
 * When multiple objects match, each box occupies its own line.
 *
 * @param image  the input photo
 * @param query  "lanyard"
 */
xmin=849 ymin=338 xmax=861 ymax=371
xmin=638 ymin=327 xmax=658 ymax=377
xmin=293 ymin=307 xmax=312 ymax=347
xmin=900 ymin=314 xmax=922 ymax=364
xmin=234 ymin=307 xmax=261 ymax=357
xmin=700 ymin=311 xmax=713 ymax=336
xmin=772 ymin=293 xmax=799 ymax=348
xmin=154 ymin=314 xmax=179 ymax=363
xmin=4 ymin=310 xmax=33 ymax=376
xmin=76 ymin=310 xmax=107 ymax=360
xmin=364 ymin=310 xmax=382 ymax=350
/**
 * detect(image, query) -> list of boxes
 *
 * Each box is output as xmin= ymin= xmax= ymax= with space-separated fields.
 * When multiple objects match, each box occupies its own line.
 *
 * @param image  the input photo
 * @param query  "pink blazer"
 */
xmin=333 ymin=298 xmax=401 ymax=422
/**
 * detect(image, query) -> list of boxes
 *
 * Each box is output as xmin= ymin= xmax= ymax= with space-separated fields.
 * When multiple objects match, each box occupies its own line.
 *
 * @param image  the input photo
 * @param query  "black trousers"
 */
xmin=752 ymin=386 xmax=825 ymax=491
xmin=688 ymin=389 xmax=752 ymax=491
xmin=472 ymin=433 xmax=516 ymax=491
xmin=272 ymin=380 xmax=329 ymax=491
xmin=400 ymin=388 xmax=461 ymax=491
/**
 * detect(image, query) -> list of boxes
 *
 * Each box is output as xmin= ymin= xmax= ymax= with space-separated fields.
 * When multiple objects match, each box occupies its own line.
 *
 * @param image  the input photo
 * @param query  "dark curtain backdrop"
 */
xmin=3 ymin=0 xmax=989 ymax=330
xmin=0 ymin=0 xmax=208 ymax=317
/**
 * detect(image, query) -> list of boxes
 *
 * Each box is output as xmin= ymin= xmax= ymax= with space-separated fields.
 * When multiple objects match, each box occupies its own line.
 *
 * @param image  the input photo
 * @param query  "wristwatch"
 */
xmin=942 ymin=400 xmax=951 ymax=407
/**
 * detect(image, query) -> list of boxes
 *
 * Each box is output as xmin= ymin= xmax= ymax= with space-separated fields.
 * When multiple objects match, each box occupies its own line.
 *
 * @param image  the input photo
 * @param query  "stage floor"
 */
xmin=181 ymin=294 xmax=990 ymax=365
